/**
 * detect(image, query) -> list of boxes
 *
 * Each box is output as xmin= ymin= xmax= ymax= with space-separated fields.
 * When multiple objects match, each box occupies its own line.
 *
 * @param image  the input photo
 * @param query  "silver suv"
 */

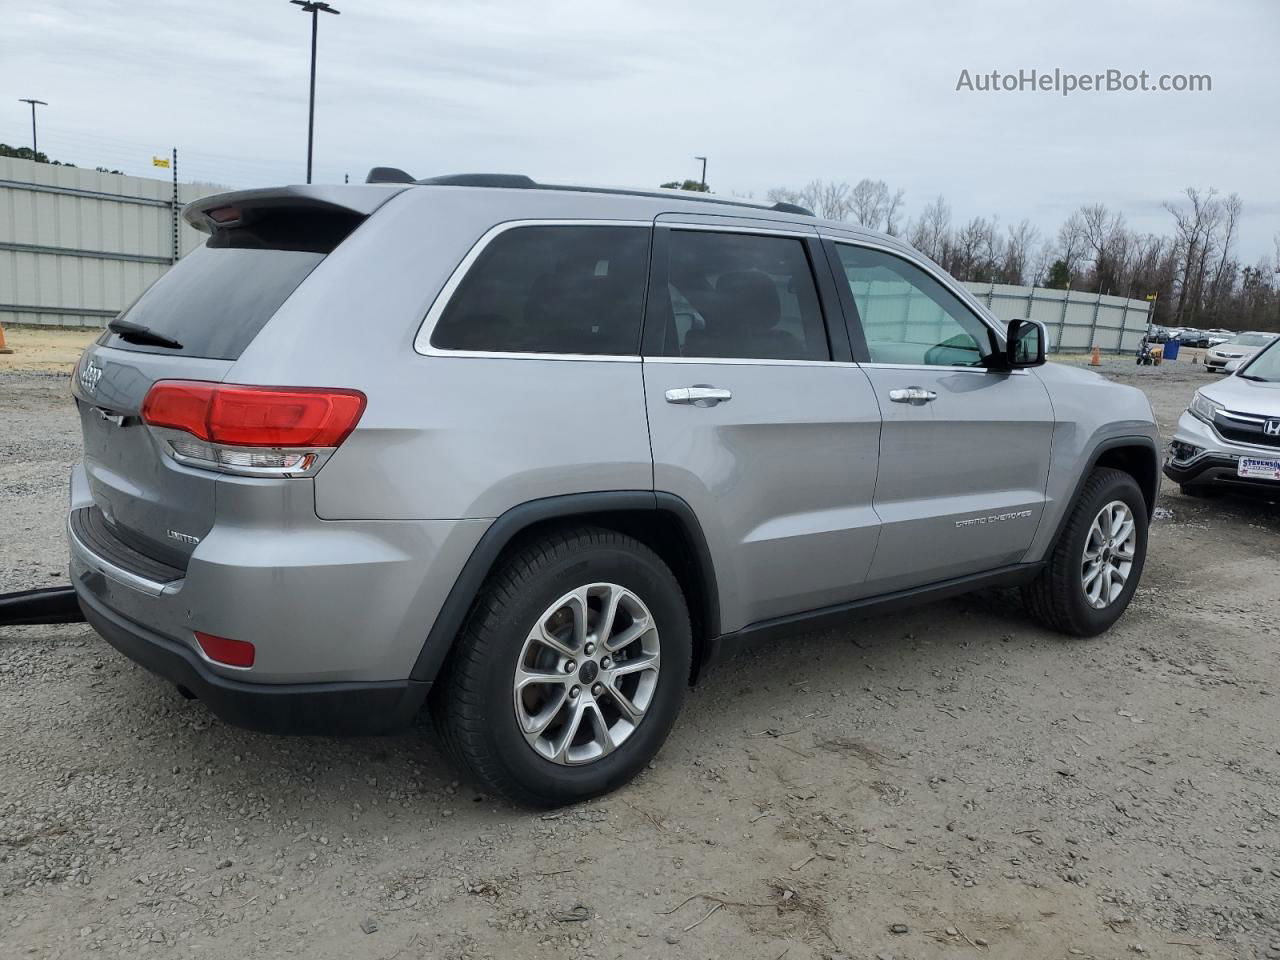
xmin=68 ymin=173 xmax=1159 ymax=805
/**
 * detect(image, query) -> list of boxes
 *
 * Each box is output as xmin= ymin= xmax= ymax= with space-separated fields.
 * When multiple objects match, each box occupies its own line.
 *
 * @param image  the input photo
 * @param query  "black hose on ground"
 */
xmin=0 ymin=586 xmax=86 ymax=626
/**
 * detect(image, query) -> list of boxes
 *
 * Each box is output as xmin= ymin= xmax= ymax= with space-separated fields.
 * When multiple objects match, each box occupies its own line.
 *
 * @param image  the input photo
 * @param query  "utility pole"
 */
xmin=18 ymin=98 xmax=47 ymax=160
xmin=171 ymin=148 xmax=180 ymax=264
xmin=289 ymin=1 xmax=340 ymax=184
xmin=694 ymin=155 xmax=707 ymax=192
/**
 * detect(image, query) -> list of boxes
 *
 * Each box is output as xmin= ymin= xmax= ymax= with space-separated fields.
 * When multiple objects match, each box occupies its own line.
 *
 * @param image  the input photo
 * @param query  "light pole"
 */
xmin=694 ymin=155 xmax=707 ymax=191
xmin=18 ymin=98 xmax=47 ymax=160
xmin=289 ymin=0 xmax=340 ymax=184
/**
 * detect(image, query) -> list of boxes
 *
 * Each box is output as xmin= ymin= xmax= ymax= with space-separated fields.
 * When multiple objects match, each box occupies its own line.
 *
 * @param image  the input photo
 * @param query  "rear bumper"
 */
xmin=66 ymin=463 xmax=489 ymax=684
xmin=77 ymin=585 xmax=429 ymax=735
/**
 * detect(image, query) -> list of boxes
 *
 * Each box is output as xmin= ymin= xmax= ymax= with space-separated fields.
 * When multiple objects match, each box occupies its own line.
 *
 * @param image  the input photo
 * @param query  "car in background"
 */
xmin=1166 ymin=335 xmax=1280 ymax=497
xmin=1204 ymin=332 xmax=1277 ymax=373
xmin=1178 ymin=329 xmax=1211 ymax=349
xmin=1206 ymin=330 xmax=1233 ymax=347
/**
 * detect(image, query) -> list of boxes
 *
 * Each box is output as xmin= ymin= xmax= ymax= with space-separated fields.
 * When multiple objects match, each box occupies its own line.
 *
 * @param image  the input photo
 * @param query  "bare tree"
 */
xmin=850 ymin=179 xmax=889 ymax=230
xmin=908 ymin=195 xmax=951 ymax=263
xmin=1055 ymin=211 xmax=1088 ymax=281
xmin=765 ymin=186 xmax=803 ymax=207
xmin=1001 ymin=219 xmax=1039 ymax=285
xmin=1205 ymin=193 xmax=1242 ymax=318
xmin=766 ymin=183 xmax=1279 ymax=332
xmin=1028 ymin=240 xmax=1055 ymax=287
xmin=791 ymin=179 xmax=852 ymax=220
xmin=1165 ymin=187 xmax=1221 ymax=324
xmin=1078 ymin=203 xmax=1130 ymax=294
xmin=883 ymin=187 xmax=906 ymax=236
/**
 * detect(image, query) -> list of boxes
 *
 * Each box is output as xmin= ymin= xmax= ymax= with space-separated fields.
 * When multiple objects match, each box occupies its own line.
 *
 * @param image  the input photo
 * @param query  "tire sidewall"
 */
xmin=1062 ymin=474 xmax=1148 ymax=634
xmin=473 ymin=542 xmax=691 ymax=804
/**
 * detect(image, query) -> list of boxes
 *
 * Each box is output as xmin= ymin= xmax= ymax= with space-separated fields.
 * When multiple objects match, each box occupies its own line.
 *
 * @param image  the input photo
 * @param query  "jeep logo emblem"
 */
xmin=79 ymin=359 xmax=103 ymax=394
xmin=1265 ymin=419 xmax=1280 ymax=438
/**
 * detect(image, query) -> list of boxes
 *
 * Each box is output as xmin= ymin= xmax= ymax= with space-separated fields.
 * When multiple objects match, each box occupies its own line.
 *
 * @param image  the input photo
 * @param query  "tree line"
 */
xmin=762 ymin=179 xmax=1279 ymax=333
xmin=1 ymin=142 xmax=123 ymax=174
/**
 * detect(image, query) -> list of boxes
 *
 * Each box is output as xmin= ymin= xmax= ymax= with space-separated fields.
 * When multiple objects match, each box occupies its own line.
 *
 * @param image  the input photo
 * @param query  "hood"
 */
xmin=1200 ymin=373 xmax=1280 ymax=416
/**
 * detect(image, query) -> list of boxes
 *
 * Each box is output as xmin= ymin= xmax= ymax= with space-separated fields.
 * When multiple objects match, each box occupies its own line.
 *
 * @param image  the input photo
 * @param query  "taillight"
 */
xmin=194 ymin=631 xmax=255 ymax=668
xmin=141 ymin=380 xmax=366 ymax=477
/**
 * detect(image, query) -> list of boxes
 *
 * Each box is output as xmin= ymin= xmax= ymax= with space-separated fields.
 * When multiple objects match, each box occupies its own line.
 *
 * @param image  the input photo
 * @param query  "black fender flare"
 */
xmin=409 ymin=491 xmax=720 ymax=684
xmin=1044 ymin=435 xmax=1160 ymax=552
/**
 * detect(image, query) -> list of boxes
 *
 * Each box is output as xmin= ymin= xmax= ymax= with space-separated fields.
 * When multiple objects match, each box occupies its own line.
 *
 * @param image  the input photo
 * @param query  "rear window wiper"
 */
xmin=108 ymin=319 xmax=184 ymax=350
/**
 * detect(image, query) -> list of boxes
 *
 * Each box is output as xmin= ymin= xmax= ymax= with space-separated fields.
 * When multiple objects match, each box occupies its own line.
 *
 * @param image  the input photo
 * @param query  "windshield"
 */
xmin=1239 ymin=338 xmax=1280 ymax=381
xmin=1231 ymin=333 xmax=1274 ymax=347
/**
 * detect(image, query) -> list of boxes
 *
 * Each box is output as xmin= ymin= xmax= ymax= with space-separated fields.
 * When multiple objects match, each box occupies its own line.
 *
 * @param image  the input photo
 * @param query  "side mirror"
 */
xmin=1224 ymin=358 xmax=1243 ymax=373
xmin=1005 ymin=318 xmax=1046 ymax=369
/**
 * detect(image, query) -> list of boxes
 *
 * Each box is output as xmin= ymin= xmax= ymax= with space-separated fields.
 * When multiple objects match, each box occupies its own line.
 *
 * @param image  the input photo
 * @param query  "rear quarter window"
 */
xmin=429 ymin=224 xmax=650 ymax=356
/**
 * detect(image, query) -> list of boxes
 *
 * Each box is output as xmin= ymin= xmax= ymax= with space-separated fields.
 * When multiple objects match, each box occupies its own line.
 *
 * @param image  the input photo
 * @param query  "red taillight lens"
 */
xmin=194 ymin=631 xmax=255 ymax=668
xmin=206 ymin=205 xmax=241 ymax=223
xmin=142 ymin=381 xmax=366 ymax=448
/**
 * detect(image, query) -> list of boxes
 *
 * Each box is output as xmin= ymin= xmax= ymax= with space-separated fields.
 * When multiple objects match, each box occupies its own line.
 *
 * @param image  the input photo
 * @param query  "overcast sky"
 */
xmin=3 ymin=0 xmax=1277 ymax=262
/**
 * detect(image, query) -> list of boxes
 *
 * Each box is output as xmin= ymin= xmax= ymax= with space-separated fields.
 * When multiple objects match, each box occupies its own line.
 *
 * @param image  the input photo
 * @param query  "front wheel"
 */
xmin=431 ymin=527 xmax=691 ymax=807
xmin=1022 ymin=467 xmax=1149 ymax=636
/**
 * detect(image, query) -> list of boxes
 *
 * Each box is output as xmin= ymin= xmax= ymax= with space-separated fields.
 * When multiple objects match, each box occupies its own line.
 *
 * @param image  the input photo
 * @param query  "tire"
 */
xmin=1022 ymin=467 xmax=1148 ymax=637
xmin=430 ymin=526 xmax=692 ymax=807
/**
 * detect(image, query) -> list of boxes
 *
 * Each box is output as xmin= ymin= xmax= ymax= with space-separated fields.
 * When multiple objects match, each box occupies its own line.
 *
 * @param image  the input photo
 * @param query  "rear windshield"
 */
xmin=99 ymin=207 xmax=363 ymax=360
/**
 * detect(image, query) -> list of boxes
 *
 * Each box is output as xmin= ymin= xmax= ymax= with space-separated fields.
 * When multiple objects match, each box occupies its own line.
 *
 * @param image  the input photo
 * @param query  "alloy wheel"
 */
xmin=512 ymin=583 xmax=661 ymax=765
xmin=1081 ymin=500 xmax=1137 ymax=609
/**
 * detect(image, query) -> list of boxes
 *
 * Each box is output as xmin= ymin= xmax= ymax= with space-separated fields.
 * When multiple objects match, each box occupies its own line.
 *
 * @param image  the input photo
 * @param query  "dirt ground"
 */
xmin=1 ymin=342 xmax=1277 ymax=960
xmin=0 ymin=326 xmax=100 ymax=374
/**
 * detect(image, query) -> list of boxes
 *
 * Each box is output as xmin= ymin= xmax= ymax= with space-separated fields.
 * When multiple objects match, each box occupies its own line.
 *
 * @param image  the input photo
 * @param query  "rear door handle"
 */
xmin=665 ymin=385 xmax=732 ymax=407
xmin=888 ymin=387 xmax=937 ymax=405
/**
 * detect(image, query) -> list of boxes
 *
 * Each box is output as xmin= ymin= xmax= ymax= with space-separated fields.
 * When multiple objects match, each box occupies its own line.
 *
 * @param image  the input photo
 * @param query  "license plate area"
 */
xmin=1238 ymin=457 xmax=1280 ymax=481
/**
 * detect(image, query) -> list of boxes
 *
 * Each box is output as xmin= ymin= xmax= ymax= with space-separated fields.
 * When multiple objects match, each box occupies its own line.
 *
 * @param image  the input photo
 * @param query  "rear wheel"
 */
xmin=431 ymin=527 xmax=691 ymax=807
xmin=1023 ymin=467 xmax=1148 ymax=636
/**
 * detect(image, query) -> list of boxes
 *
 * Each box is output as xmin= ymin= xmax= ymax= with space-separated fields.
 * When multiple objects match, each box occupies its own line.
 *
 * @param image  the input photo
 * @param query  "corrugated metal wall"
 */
xmin=961 ymin=281 xmax=1152 ymax=353
xmin=0 ymin=156 xmax=227 ymax=328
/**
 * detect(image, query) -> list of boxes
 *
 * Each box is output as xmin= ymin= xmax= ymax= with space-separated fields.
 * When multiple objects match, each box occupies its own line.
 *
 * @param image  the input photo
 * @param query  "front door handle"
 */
xmin=665 ymin=385 xmax=732 ymax=407
xmin=888 ymin=387 xmax=938 ymax=405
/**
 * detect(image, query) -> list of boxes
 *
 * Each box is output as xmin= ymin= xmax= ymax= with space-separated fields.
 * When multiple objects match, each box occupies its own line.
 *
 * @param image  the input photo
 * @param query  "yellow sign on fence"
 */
xmin=152 ymin=155 xmax=170 ymax=169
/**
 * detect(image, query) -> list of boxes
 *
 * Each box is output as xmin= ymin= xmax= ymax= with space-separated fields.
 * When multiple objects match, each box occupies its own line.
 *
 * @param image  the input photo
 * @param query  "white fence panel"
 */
xmin=963 ymin=282 xmax=1150 ymax=354
xmin=0 ymin=156 xmax=226 ymax=328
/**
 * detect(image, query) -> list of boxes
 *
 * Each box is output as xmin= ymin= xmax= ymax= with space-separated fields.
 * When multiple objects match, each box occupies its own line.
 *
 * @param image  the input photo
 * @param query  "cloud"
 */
xmin=2 ymin=0 xmax=1275 ymax=258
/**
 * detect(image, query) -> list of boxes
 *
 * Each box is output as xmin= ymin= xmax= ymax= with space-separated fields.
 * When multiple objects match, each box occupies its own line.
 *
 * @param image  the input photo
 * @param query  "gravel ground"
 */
xmin=2 ymin=351 xmax=1278 ymax=960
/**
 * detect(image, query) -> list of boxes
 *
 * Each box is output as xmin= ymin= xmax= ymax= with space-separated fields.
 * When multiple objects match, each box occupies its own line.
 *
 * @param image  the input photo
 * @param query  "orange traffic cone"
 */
xmin=1090 ymin=345 xmax=1101 ymax=366
xmin=0 ymin=320 xmax=13 ymax=355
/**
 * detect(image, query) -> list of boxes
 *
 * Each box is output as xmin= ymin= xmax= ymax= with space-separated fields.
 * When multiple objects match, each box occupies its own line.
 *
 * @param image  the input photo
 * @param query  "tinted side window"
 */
xmin=834 ymin=245 xmax=991 ymax=367
xmin=431 ymin=225 xmax=649 ymax=355
xmin=658 ymin=231 xmax=829 ymax=361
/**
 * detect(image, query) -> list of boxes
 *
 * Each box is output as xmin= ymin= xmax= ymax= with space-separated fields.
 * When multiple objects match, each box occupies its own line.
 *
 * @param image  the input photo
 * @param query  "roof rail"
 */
xmin=365 ymin=166 xmax=415 ymax=184
xmin=417 ymin=173 xmax=538 ymax=188
xmin=363 ymin=169 xmax=818 ymax=218
xmin=769 ymin=201 xmax=815 ymax=216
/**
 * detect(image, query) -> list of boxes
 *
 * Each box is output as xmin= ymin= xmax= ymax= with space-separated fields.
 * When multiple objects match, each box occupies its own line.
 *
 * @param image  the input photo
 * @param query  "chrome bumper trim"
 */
xmin=68 ymin=518 xmax=182 ymax=598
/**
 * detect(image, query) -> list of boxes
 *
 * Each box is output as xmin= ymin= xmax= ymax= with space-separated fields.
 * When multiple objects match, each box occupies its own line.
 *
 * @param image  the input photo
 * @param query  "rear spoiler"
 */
xmin=182 ymin=184 xmax=410 ymax=234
